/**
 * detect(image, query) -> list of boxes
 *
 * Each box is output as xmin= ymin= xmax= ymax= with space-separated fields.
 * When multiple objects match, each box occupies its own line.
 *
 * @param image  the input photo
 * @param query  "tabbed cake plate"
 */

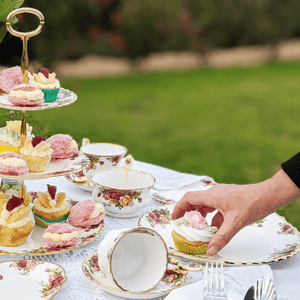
xmin=138 ymin=204 xmax=300 ymax=265
xmin=0 ymin=88 xmax=77 ymax=111
xmin=0 ymin=198 xmax=105 ymax=256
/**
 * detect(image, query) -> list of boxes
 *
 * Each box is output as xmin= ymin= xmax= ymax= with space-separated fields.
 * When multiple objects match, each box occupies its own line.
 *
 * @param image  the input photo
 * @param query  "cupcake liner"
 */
xmin=22 ymin=155 xmax=51 ymax=172
xmin=42 ymin=88 xmax=60 ymax=103
xmin=173 ymin=240 xmax=208 ymax=254
xmin=33 ymin=212 xmax=69 ymax=228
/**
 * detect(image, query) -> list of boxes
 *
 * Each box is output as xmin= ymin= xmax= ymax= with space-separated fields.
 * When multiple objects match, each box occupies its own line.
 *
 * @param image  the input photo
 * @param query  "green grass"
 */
xmin=28 ymin=62 xmax=300 ymax=230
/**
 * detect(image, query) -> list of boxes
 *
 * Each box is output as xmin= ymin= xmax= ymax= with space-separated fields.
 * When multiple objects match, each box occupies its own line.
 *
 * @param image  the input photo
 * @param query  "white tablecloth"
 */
xmin=0 ymin=161 xmax=299 ymax=300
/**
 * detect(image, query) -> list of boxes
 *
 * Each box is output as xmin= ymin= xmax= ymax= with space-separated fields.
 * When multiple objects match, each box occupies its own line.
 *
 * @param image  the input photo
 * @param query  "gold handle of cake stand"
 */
xmin=6 ymin=8 xmax=45 ymax=203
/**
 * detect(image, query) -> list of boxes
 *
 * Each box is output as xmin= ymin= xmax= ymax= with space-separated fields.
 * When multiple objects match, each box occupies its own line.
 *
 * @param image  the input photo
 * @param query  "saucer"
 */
xmin=65 ymin=173 xmax=94 ymax=192
xmin=82 ymin=252 xmax=188 ymax=300
xmin=105 ymin=210 xmax=141 ymax=219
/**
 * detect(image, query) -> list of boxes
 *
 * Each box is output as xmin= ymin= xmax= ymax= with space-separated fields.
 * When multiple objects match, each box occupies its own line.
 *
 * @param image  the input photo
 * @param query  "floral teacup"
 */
xmin=80 ymin=138 xmax=127 ymax=180
xmin=91 ymin=168 xmax=155 ymax=218
xmin=97 ymin=227 xmax=168 ymax=292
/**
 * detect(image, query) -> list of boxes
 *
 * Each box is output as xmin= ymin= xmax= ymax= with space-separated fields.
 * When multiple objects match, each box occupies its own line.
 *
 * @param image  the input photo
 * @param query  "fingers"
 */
xmin=207 ymin=218 xmax=241 ymax=255
xmin=172 ymin=191 xmax=216 ymax=220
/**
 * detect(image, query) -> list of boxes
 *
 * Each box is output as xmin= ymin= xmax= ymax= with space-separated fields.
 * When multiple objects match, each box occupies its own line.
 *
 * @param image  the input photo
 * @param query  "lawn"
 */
xmin=27 ymin=61 xmax=300 ymax=230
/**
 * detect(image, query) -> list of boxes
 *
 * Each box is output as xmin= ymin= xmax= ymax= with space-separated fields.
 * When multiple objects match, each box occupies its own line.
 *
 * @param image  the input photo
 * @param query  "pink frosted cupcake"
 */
xmin=43 ymin=223 xmax=80 ymax=248
xmin=8 ymin=83 xmax=44 ymax=107
xmin=47 ymin=134 xmax=78 ymax=159
xmin=0 ymin=66 xmax=23 ymax=94
xmin=0 ymin=151 xmax=29 ymax=175
xmin=68 ymin=199 xmax=105 ymax=228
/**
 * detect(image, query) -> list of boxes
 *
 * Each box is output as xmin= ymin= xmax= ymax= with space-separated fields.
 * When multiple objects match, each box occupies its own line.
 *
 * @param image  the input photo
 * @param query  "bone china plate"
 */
xmin=0 ymin=198 xmax=104 ymax=256
xmin=82 ymin=252 xmax=188 ymax=300
xmin=138 ymin=204 xmax=300 ymax=265
xmin=0 ymin=152 xmax=89 ymax=180
xmin=0 ymin=88 xmax=77 ymax=111
xmin=0 ymin=259 xmax=67 ymax=300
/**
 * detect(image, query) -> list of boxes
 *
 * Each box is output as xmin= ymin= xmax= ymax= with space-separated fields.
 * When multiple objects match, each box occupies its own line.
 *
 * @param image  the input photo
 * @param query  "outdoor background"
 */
xmin=1 ymin=0 xmax=300 ymax=230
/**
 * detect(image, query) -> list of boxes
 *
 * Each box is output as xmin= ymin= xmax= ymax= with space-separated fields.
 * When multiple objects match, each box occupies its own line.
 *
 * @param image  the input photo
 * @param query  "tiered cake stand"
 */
xmin=0 ymin=8 xmax=104 ymax=257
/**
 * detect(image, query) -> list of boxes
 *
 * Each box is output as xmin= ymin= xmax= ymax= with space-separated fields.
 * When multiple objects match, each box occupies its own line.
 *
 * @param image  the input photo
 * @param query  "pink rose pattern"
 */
xmin=145 ymin=208 xmax=172 ymax=228
xmin=9 ymin=260 xmax=42 ymax=276
xmin=87 ymin=155 xmax=121 ymax=170
xmin=98 ymin=187 xmax=142 ymax=208
xmin=40 ymin=268 xmax=66 ymax=298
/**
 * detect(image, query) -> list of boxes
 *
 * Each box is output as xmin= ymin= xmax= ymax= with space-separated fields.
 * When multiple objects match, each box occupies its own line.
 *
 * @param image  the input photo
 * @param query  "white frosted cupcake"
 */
xmin=20 ymin=136 xmax=53 ymax=172
xmin=28 ymin=68 xmax=60 ymax=103
xmin=171 ymin=211 xmax=217 ymax=254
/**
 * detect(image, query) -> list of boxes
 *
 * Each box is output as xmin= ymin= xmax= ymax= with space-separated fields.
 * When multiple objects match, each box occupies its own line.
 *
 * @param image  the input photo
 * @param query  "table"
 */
xmin=0 ymin=162 xmax=300 ymax=300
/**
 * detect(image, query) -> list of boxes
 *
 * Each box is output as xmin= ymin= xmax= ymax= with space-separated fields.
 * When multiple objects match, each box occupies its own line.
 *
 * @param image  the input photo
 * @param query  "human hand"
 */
xmin=172 ymin=170 xmax=300 ymax=255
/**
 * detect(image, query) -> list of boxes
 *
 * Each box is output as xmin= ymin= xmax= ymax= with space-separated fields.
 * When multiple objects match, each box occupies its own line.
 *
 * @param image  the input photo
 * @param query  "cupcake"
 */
xmin=47 ymin=134 xmax=78 ymax=159
xmin=43 ymin=223 xmax=80 ymax=248
xmin=0 ymin=196 xmax=34 ymax=247
xmin=0 ymin=120 xmax=34 ymax=152
xmin=68 ymin=199 xmax=105 ymax=228
xmin=171 ymin=211 xmax=217 ymax=254
xmin=28 ymin=68 xmax=60 ymax=103
xmin=20 ymin=136 xmax=53 ymax=172
xmin=0 ymin=151 xmax=29 ymax=176
xmin=0 ymin=66 xmax=23 ymax=94
xmin=32 ymin=185 xmax=71 ymax=228
xmin=8 ymin=83 xmax=45 ymax=107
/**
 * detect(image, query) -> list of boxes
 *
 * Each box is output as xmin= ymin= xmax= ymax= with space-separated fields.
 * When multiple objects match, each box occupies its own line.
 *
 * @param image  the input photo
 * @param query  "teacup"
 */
xmin=98 ymin=227 xmax=168 ymax=292
xmin=91 ymin=168 xmax=156 ymax=218
xmin=80 ymin=138 xmax=127 ymax=180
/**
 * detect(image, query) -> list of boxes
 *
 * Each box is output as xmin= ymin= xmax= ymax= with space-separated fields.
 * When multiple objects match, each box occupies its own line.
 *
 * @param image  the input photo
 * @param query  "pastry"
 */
xmin=0 ymin=120 xmax=34 ymax=152
xmin=0 ymin=151 xmax=29 ymax=176
xmin=68 ymin=199 xmax=105 ymax=228
xmin=171 ymin=210 xmax=217 ymax=254
xmin=28 ymin=68 xmax=60 ymax=102
xmin=43 ymin=223 xmax=80 ymax=248
xmin=47 ymin=134 xmax=78 ymax=159
xmin=20 ymin=136 xmax=53 ymax=172
xmin=0 ymin=66 xmax=23 ymax=94
xmin=32 ymin=185 xmax=71 ymax=227
xmin=0 ymin=195 xmax=34 ymax=247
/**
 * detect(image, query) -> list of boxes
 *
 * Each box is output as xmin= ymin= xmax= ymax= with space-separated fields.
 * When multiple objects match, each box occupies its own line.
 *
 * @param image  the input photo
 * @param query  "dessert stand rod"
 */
xmin=6 ymin=8 xmax=44 ymax=202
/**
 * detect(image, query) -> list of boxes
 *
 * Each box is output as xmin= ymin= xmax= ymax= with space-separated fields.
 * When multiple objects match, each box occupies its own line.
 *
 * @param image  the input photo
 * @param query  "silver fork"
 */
xmin=203 ymin=262 xmax=227 ymax=300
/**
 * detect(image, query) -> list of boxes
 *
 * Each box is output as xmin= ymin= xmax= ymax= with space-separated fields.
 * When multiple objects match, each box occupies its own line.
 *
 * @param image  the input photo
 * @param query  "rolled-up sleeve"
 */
xmin=281 ymin=152 xmax=300 ymax=189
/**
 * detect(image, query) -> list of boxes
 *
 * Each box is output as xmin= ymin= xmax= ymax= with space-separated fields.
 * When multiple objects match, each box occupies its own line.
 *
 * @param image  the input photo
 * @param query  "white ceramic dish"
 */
xmin=98 ymin=228 xmax=168 ymax=292
xmin=0 ymin=198 xmax=104 ymax=256
xmin=81 ymin=141 xmax=127 ymax=179
xmin=82 ymin=252 xmax=188 ymax=300
xmin=152 ymin=179 xmax=216 ymax=204
xmin=65 ymin=173 xmax=94 ymax=192
xmin=0 ymin=152 xmax=89 ymax=180
xmin=91 ymin=168 xmax=155 ymax=218
xmin=138 ymin=204 xmax=300 ymax=265
xmin=0 ymin=88 xmax=77 ymax=111
xmin=0 ymin=259 xmax=67 ymax=299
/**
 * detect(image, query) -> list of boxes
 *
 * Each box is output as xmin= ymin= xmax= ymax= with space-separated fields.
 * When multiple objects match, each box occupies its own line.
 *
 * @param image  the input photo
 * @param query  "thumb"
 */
xmin=206 ymin=218 xmax=239 ymax=256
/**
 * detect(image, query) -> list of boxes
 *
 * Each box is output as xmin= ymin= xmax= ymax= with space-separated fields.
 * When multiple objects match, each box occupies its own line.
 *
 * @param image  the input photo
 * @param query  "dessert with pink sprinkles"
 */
xmin=68 ymin=199 xmax=105 ymax=228
xmin=0 ymin=66 xmax=23 ymax=94
xmin=47 ymin=134 xmax=78 ymax=159
xmin=0 ymin=151 xmax=29 ymax=175
xmin=8 ymin=83 xmax=44 ymax=107
xmin=43 ymin=223 xmax=80 ymax=248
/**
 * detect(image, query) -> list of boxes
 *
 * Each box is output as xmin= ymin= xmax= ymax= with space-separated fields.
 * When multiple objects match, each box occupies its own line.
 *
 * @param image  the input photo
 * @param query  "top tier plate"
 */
xmin=0 ymin=88 xmax=77 ymax=111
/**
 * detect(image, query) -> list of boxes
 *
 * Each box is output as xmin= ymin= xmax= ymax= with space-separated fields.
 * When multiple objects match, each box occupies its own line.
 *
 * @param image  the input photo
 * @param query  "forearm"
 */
xmin=252 ymin=169 xmax=300 ymax=217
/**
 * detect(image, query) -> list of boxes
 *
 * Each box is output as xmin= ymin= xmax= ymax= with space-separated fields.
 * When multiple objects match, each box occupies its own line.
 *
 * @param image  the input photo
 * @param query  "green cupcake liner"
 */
xmin=174 ymin=240 xmax=208 ymax=254
xmin=42 ymin=88 xmax=60 ymax=103
xmin=33 ymin=212 xmax=69 ymax=228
